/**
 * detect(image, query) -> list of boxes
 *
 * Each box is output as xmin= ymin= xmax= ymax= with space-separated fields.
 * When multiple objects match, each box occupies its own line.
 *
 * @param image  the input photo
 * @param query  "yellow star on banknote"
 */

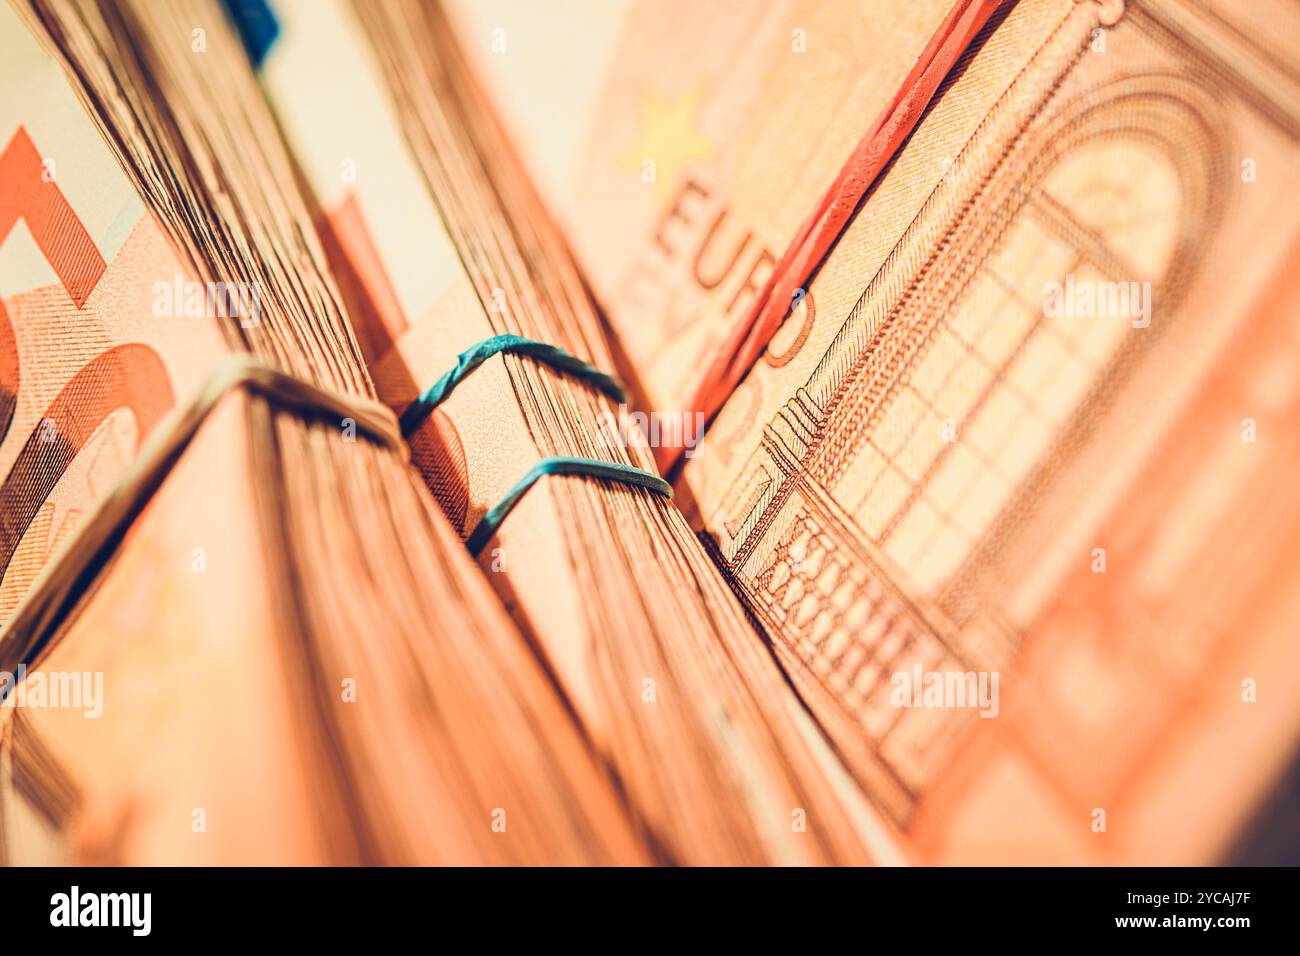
xmin=627 ymin=87 xmax=714 ymax=202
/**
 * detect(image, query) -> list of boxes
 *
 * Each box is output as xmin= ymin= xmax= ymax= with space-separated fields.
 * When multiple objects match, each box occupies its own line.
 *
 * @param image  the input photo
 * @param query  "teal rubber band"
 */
xmin=465 ymin=456 xmax=672 ymax=556
xmin=401 ymin=333 xmax=626 ymax=434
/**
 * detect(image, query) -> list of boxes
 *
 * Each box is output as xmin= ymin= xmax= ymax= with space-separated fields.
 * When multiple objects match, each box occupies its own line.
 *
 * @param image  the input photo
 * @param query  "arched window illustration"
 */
xmin=834 ymin=73 xmax=1226 ymax=609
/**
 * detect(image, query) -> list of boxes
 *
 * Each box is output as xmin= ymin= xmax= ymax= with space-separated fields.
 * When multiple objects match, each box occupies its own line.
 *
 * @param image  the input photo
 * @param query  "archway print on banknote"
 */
xmin=708 ymin=6 xmax=1261 ymax=828
xmin=804 ymin=74 xmax=1221 ymax=609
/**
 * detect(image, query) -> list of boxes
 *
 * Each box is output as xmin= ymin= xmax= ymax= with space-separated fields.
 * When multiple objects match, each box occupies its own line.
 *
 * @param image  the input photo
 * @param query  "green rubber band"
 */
xmin=401 ymin=334 xmax=626 ymax=434
xmin=465 ymin=456 xmax=672 ymax=556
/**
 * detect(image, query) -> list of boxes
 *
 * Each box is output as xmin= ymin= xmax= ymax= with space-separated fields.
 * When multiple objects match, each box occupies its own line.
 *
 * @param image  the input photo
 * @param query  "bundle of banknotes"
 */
xmin=0 ymin=0 xmax=1297 ymax=865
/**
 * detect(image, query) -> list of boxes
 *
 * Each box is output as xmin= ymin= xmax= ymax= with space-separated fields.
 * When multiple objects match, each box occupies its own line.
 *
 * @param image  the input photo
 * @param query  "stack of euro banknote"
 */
xmin=0 ymin=0 xmax=1297 ymax=865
